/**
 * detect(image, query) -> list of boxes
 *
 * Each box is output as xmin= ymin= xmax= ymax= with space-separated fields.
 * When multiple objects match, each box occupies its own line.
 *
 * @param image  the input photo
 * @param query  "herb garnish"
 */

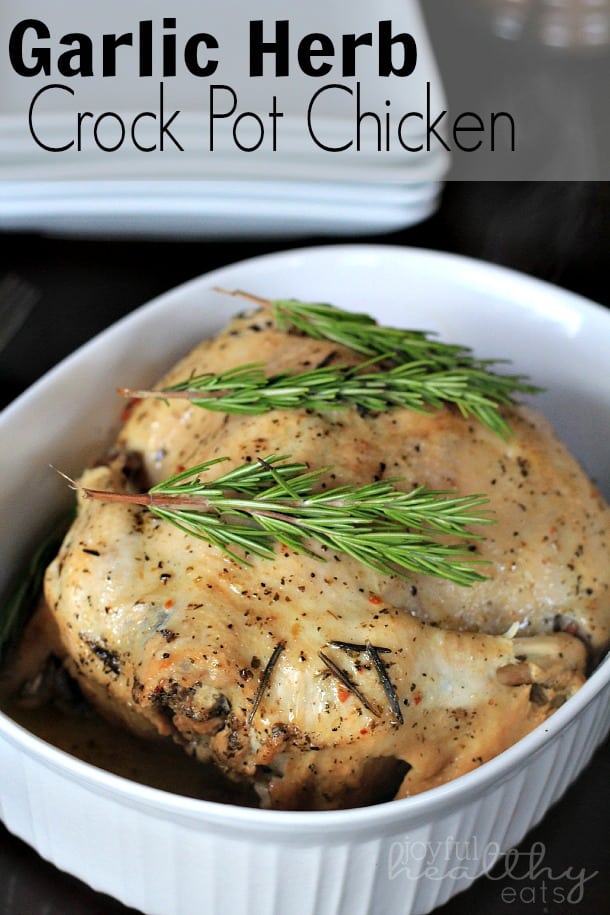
xmin=247 ymin=641 xmax=285 ymax=724
xmin=78 ymin=454 xmax=492 ymax=586
xmin=328 ymin=640 xmax=403 ymax=723
xmin=119 ymin=358 xmax=532 ymax=429
xmin=208 ymin=291 xmax=540 ymax=438
xmin=0 ymin=512 xmax=72 ymax=669
xmin=318 ymin=650 xmax=382 ymax=717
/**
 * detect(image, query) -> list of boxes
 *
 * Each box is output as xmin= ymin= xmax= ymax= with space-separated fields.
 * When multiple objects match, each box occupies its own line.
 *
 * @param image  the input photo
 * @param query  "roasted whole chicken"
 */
xmin=32 ymin=304 xmax=609 ymax=809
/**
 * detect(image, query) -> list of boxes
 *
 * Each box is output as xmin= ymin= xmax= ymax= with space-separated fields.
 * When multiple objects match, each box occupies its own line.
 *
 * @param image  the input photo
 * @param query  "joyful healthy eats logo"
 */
xmin=6 ymin=15 xmax=516 ymax=157
xmin=388 ymin=838 xmax=599 ymax=906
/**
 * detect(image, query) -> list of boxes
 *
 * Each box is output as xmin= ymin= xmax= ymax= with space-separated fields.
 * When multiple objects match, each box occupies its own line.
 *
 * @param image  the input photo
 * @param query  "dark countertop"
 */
xmin=0 ymin=181 xmax=608 ymax=915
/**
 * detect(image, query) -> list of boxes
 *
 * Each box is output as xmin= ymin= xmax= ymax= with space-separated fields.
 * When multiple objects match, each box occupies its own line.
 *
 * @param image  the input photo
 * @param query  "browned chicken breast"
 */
xmin=41 ymin=308 xmax=608 ymax=809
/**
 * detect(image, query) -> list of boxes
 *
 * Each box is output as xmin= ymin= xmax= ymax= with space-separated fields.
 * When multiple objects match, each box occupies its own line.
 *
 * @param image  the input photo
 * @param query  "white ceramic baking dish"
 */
xmin=1 ymin=244 xmax=608 ymax=915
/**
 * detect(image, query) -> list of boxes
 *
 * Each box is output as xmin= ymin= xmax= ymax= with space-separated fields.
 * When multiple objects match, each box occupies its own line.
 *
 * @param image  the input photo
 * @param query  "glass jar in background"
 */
xmin=483 ymin=0 xmax=609 ymax=48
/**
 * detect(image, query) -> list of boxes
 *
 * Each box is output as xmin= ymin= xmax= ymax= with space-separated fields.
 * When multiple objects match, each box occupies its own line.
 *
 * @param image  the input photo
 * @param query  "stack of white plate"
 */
xmin=0 ymin=1 xmax=448 ymax=237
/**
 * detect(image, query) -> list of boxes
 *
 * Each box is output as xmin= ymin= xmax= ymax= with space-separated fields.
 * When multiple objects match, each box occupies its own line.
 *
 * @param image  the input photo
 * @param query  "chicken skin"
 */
xmin=42 ymin=307 xmax=608 ymax=808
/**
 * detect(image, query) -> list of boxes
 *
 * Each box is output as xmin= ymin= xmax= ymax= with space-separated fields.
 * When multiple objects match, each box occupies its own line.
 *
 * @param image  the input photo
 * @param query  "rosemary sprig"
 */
xmin=215 ymin=290 xmax=541 ymax=437
xmin=272 ymin=298 xmax=540 ymax=437
xmin=120 ymin=358 xmax=526 ymax=423
xmin=80 ymin=455 xmax=493 ymax=586
xmin=0 ymin=512 xmax=72 ymax=669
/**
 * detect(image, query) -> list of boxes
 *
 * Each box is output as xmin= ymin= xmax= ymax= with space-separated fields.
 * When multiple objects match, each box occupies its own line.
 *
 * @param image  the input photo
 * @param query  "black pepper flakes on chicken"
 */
xmin=38 ymin=308 xmax=608 ymax=809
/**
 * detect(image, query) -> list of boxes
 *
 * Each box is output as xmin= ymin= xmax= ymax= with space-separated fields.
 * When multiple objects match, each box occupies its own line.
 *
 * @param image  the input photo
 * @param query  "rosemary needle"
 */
xmin=247 ymin=641 xmax=285 ymax=724
xmin=80 ymin=454 xmax=493 ymax=586
xmin=318 ymin=650 xmax=381 ymax=717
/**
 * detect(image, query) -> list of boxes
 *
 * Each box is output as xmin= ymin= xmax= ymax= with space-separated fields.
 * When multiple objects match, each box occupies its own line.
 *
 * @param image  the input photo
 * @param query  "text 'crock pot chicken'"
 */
xmin=30 ymin=300 xmax=610 ymax=808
